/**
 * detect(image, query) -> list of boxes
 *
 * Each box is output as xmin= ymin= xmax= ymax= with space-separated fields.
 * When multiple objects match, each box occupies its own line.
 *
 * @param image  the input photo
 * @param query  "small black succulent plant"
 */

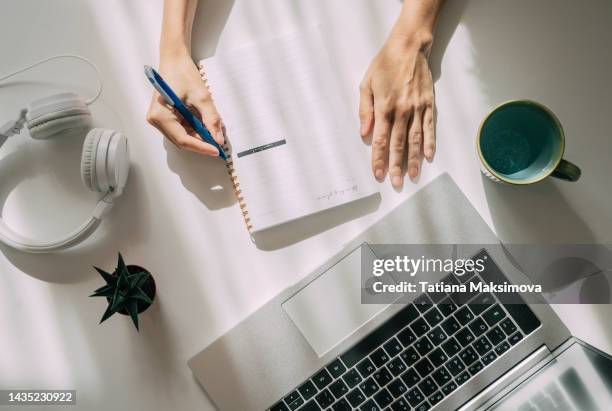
xmin=90 ymin=253 xmax=155 ymax=331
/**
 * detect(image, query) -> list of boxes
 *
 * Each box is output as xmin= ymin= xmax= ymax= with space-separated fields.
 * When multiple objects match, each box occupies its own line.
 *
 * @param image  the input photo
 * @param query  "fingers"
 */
xmin=388 ymin=112 xmax=409 ymax=188
xmin=407 ymin=108 xmax=424 ymax=180
xmin=189 ymin=93 xmax=225 ymax=146
xmin=423 ymin=103 xmax=436 ymax=161
xmin=359 ymin=79 xmax=374 ymax=138
xmin=147 ymin=103 xmax=219 ymax=156
xmin=371 ymin=108 xmax=392 ymax=182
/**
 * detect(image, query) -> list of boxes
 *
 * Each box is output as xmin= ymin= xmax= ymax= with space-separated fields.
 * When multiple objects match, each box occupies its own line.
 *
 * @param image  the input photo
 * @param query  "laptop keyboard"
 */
xmin=269 ymin=250 xmax=541 ymax=411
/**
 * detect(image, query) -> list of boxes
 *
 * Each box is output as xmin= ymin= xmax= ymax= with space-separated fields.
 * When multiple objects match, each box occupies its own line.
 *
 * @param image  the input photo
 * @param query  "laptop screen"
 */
xmin=487 ymin=340 xmax=612 ymax=411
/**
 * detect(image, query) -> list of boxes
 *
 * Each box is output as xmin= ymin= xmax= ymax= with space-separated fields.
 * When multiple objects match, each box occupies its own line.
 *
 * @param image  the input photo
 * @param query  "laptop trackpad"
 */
xmin=282 ymin=244 xmax=388 ymax=357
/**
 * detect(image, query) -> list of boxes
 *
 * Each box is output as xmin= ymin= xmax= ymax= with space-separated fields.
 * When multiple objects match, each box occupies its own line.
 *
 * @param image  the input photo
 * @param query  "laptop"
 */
xmin=188 ymin=173 xmax=576 ymax=410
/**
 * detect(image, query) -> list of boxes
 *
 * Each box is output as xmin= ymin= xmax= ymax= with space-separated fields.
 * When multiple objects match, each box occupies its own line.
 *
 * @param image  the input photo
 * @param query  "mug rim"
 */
xmin=477 ymin=99 xmax=566 ymax=185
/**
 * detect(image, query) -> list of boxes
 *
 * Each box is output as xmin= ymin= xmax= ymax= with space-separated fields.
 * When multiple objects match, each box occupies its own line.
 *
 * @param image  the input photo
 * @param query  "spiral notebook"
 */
xmin=199 ymin=26 xmax=378 ymax=234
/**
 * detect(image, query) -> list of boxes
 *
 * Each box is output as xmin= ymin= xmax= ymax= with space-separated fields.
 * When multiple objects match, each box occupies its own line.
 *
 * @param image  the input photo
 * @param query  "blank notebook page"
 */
xmin=200 ymin=26 xmax=377 ymax=233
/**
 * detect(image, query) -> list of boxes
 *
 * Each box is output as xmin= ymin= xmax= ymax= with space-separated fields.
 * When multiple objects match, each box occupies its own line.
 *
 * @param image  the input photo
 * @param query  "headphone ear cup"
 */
xmin=81 ymin=128 xmax=104 ymax=192
xmin=81 ymin=128 xmax=130 ymax=195
xmin=26 ymin=92 xmax=92 ymax=140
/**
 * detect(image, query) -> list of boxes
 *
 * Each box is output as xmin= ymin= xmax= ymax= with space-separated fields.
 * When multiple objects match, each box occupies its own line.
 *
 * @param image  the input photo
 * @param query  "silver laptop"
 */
xmin=188 ymin=173 xmax=576 ymax=410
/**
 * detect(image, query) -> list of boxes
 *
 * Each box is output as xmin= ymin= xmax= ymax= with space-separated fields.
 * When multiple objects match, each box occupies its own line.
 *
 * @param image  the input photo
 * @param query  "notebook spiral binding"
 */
xmin=199 ymin=65 xmax=253 ymax=232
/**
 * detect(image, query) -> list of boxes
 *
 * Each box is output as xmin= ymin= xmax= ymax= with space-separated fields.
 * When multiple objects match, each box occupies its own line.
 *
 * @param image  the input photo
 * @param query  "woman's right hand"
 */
xmin=146 ymin=50 xmax=225 ymax=156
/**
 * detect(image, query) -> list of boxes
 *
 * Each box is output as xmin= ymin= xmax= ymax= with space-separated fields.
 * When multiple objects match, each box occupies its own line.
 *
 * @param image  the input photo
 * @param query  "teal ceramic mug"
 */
xmin=477 ymin=100 xmax=581 ymax=184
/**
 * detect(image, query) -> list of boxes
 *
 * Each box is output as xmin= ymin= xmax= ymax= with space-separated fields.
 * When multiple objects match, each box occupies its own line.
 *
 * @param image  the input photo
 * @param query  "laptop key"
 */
xmin=429 ymin=390 xmax=444 ymax=406
xmin=424 ymin=307 xmax=444 ymax=327
xmin=373 ymin=367 xmax=393 ymax=387
xmin=455 ymin=307 xmax=474 ymax=325
xmin=371 ymin=348 xmax=390 ymax=367
xmin=468 ymin=292 xmax=495 ymax=316
xmin=387 ymin=357 xmax=407 ymax=376
xmin=388 ymin=378 xmax=408 ymax=397
xmin=356 ymin=358 xmax=376 ymax=378
xmin=486 ymin=326 xmax=505 ymax=346
xmin=312 ymin=369 xmax=333 ymax=390
xmin=342 ymin=368 xmax=363 ymax=388
xmin=428 ymin=348 xmax=448 ymax=368
xmin=442 ymin=381 xmax=457 ymax=397
xmin=482 ymin=304 xmax=506 ymax=326
xmin=270 ymin=401 xmax=289 ymax=411
xmin=331 ymin=398 xmax=352 ymax=411
xmin=400 ymin=368 xmax=420 ymax=387
xmin=438 ymin=298 xmax=458 ymax=316
xmin=287 ymin=396 xmax=304 ymax=410
xmin=427 ymin=326 xmax=447 ymax=345
xmin=415 ymin=337 xmax=434 ymax=356
xmin=482 ymin=350 xmax=497 ymax=366
xmin=418 ymin=377 xmax=437 ymax=397
xmin=432 ymin=366 xmax=451 ymax=386
xmin=468 ymin=318 xmax=488 ymax=337
xmin=410 ymin=318 xmax=431 ymax=337
xmin=456 ymin=371 xmax=470 ymax=385
xmin=427 ymin=290 xmax=447 ymax=303
xmin=455 ymin=328 xmax=475 ymax=346
xmin=474 ymin=336 xmax=493 ymax=356
xmin=359 ymin=399 xmax=380 ymax=411
xmin=329 ymin=379 xmax=349 ymax=399
xmin=441 ymin=381 xmax=457 ymax=396
xmin=400 ymin=347 xmax=420 ymax=366
xmin=374 ymin=388 xmax=394 ymax=408
xmin=390 ymin=397 xmax=410 ymax=411
xmin=459 ymin=346 xmax=478 ymax=366
xmin=327 ymin=359 xmax=346 ymax=379
xmin=442 ymin=337 xmax=461 ymax=357
xmin=397 ymin=327 xmax=417 ymax=347
xmin=509 ymin=331 xmax=523 ymax=345
xmin=503 ymin=303 xmax=541 ymax=335
xmin=346 ymin=388 xmax=366 ymax=407
xmin=360 ymin=377 xmax=379 ymax=397
xmin=284 ymin=391 xmax=300 ymax=406
xmin=300 ymin=400 xmax=321 ymax=411
xmin=468 ymin=360 xmax=484 ymax=376
xmin=500 ymin=318 xmax=517 ymax=336
xmin=383 ymin=337 xmax=404 ymax=358
xmin=415 ymin=401 xmax=431 ymax=411
xmin=315 ymin=389 xmax=334 ymax=408
xmin=406 ymin=388 xmax=425 ymax=407
xmin=340 ymin=304 xmax=419 ymax=368
xmin=414 ymin=294 xmax=433 ymax=313
xmin=494 ymin=341 xmax=511 ymax=356
xmin=298 ymin=380 xmax=318 ymax=401
xmin=415 ymin=358 xmax=435 ymax=377
xmin=445 ymin=356 xmax=465 ymax=376
xmin=441 ymin=317 xmax=461 ymax=336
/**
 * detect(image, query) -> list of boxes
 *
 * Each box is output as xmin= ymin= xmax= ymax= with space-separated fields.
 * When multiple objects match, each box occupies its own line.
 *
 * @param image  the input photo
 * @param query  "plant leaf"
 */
xmin=110 ymin=290 xmax=127 ymax=311
xmin=99 ymin=303 xmax=116 ymax=324
xmin=128 ymin=271 xmax=148 ymax=289
xmin=133 ymin=287 xmax=153 ymax=305
xmin=89 ymin=288 xmax=113 ymax=298
xmin=127 ymin=300 xmax=139 ymax=331
xmin=117 ymin=269 xmax=129 ymax=291
xmin=117 ymin=253 xmax=129 ymax=277
xmin=94 ymin=266 xmax=116 ymax=285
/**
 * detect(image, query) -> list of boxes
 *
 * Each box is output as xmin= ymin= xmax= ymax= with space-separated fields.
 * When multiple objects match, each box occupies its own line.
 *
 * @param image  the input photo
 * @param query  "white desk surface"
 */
xmin=1 ymin=1 xmax=611 ymax=410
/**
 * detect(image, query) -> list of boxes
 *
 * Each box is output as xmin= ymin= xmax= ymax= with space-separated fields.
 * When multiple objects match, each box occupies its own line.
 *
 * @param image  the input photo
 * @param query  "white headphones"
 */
xmin=0 ymin=55 xmax=130 ymax=253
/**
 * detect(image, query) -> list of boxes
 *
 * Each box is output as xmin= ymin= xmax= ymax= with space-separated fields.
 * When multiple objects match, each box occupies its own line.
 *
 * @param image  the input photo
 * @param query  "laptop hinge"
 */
xmin=458 ymin=345 xmax=552 ymax=411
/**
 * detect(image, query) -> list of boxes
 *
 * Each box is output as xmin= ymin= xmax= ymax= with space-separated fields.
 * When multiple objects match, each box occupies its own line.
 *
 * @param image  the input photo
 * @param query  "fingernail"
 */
xmin=425 ymin=148 xmax=434 ymax=159
xmin=216 ymin=131 xmax=225 ymax=145
xmin=375 ymin=169 xmax=384 ymax=181
xmin=392 ymin=175 xmax=403 ymax=188
xmin=409 ymin=166 xmax=418 ymax=178
xmin=360 ymin=124 xmax=367 ymax=136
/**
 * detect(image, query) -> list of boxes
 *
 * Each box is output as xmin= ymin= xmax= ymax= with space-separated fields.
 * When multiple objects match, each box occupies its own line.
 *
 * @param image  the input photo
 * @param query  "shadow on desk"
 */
xmin=0 ymin=165 xmax=152 ymax=284
xmin=253 ymin=193 xmax=381 ymax=251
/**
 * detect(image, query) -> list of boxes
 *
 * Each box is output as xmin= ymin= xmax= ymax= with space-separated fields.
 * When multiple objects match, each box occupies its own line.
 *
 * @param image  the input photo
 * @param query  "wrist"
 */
xmin=160 ymin=41 xmax=191 ymax=62
xmin=387 ymin=27 xmax=434 ymax=55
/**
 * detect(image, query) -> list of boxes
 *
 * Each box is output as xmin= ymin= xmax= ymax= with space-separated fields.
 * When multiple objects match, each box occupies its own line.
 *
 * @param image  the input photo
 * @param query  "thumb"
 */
xmin=192 ymin=97 xmax=225 ymax=146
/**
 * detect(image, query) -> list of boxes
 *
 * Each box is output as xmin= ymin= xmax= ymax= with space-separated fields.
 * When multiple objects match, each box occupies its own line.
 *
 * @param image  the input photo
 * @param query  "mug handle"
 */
xmin=551 ymin=159 xmax=581 ymax=182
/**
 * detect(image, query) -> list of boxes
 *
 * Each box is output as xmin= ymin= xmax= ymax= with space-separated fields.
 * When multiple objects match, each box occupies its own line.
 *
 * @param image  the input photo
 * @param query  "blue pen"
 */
xmin=144 ymin=65 xmax=227 ymax=160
